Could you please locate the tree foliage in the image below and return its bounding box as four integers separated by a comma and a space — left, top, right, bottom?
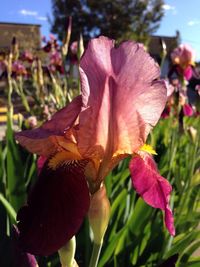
51, 0, 165, 43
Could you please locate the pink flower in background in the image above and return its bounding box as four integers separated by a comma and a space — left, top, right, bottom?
195, 85, 200, 96
16, 36, 175, 256
20, 51, 34, 63
176, 65, 193, 81
161, 106, 171, 119
70, 41, 78, 55
165, 79, 175, 98
49, 50, 64, 73
183, 103, 194, 116
26, 116, 38, 129
50, 51, 62, 65
70, 41, 79, 64
171, 44, 195, 68
49, 34, 56, 41
171, 44, 195, 80
43, 35, 59, 53
12, 61, 27, 76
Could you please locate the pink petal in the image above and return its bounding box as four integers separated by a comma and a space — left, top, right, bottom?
165, 80, 175, 98
129, 153, 175, 236
183, 104, 193, 116
17, 159, 90, 256
161, 106, 170, 119
183, 66, 193, 80
15, 96, 82, 156
78, 36, 167, 160
171, 44, 195, 67
37, 156, 47, 174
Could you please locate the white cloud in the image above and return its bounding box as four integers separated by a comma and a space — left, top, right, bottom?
162, 4, 177, 14
188, 20, 200, 26
36, 16, 47, 21
19, 9, 38, 16
162, 4, 175, 11
19, 9, 47, 21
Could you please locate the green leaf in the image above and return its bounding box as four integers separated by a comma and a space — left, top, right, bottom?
165, 231, 200, 259
110, 189, 127, 218
179, 241, 200, 264
178, 260, 200, 267
98, 230, 124, 267
127, 198, 152, 235
6, 122, 26, 211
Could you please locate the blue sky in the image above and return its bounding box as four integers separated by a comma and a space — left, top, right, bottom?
1, 0, 200, 60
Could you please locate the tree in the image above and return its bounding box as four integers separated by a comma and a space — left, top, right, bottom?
50, 0, 164, 44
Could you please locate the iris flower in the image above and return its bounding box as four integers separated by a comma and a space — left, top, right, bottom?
16, 36, 175, 256
170, 44, 195, 80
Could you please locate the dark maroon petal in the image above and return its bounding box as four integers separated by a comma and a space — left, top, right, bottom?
11, 225, 38, 267
17, 160, 90, 256
158, 254, 179, 267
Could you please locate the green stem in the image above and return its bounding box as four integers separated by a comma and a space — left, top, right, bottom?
7, 72, 13, 129
89, 242, 103, 267
19, 76, 30, 113
0, 193, 16, 222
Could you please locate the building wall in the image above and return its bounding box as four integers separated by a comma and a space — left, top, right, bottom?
0, 22, 41, 52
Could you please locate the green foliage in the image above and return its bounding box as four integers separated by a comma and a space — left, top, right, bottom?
51, 0, 164, 43
1, 113, 199, 266
0, 33, 199, 266
93, 116, 200, 267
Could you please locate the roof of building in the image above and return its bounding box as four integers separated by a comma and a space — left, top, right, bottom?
0, 22, 41, 27
149, 33, 179, 59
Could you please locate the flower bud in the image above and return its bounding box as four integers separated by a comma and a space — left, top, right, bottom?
58, 236, 78, 267
88, 184, 110, 245
36, 59, 44, 88
62, 16, 72, 56
187, 126, 197, 142
11, 36, 19, 61
78, 34, 84, 60
25, 116, 38, 129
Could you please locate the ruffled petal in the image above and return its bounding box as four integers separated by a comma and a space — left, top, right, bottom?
78, 36, 167, 161
129, 153, 175, 236
17, 159, 90, 256
15, 96, 82, 156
